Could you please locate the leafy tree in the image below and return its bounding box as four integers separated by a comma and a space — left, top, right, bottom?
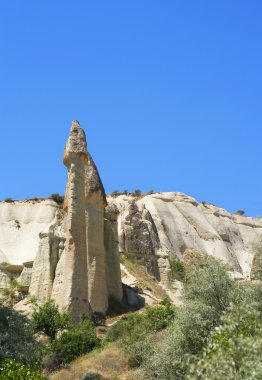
137, 257, 237, 379
187, 302, 262, 380
184, 256, 234, 316
3, 198, 13, 203
49, 317, 100, 366
50, 193, 64, 205
32, 299, 71, 341
0, 359, 46, 380
0, 304, 42, 365
133, 189, 142, 196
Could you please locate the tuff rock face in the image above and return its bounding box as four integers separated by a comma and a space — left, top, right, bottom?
30, 121, 123, 323
108, 192, 262, 282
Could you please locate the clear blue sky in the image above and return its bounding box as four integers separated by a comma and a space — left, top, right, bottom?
1, 1, 261, 216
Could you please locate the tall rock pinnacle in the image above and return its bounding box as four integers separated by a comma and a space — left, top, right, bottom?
60, 120, 90, 322
30, 120, 123, 323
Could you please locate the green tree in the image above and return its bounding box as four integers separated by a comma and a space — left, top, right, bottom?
184, 256, 234, 316
0, 359, 46, 380
187, 302, 262, 380
50, 193, 64, 205
0, 305, 42, 365
138, 257, 236, 380
49, 317, 100, 366
32, 299, 71, 341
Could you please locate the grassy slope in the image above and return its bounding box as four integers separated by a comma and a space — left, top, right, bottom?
48, 259, 168, 380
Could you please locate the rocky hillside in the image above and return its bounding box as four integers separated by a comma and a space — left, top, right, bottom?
0, 192, 261, 293
109, 192, 262, 279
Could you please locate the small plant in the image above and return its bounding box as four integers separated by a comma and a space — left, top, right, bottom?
169, 258, 185, 281
14, 219, 21, 229
111, 190, 121, 197
81, 372, 102, 380
4, 198, 13, 203
235, 210, 245, 216
120, 252, 143, 265
133, 189, 142, 196
92, 312, 106, 326
251, 240, 262, 280
50, 193, 64, 205
32, 299, 71, 341
147, 190, 155, 195
2, 279, 22, 306
30, 295, 38, 305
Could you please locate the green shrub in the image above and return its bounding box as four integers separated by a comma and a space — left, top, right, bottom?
107, 312, 144, 343
3, 198, 13, 203
50, 193, 64, 205
251, 240, 262, 280
184, 256, 234, 316
137, 257, 238, 379
50, 317, 100, 366
111, 190, 121, 197
144, 302, 176, 331
169, 259, 185, 281
81, 372, 102, 380
0, 359, 46, 380
133, 189, 142, 196
32, 299, 71, 341
107, 301, 176, 347
120, 251, 143, 265
187, 302, 262, 380
0, 305, 42, 365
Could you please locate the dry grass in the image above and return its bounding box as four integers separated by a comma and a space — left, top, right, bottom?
48, 342, 139, 380
122, 259, 167, 301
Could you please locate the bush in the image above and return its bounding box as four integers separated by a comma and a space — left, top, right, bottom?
49, 317, 100, 367
2, 279, 23, 307
133, 189, 142, 196
184, 256, 234, 317
107, 312, 144, 343
0, 359, 46, 380
169, 259, 185, 281
137, 257, 237, 379
120, 251, 143, 265
32, 299, 71, 341
187, 302, 262, 380
50, 193, 64, 205
144, 301, 176, 331
0, 305, 42, 365
235, 209, 245, 216
81, 372, 102, 380
111, 190, 121, 197
251, 240, 262, 280
4, 198, 13, 203
107, 301, 176, 345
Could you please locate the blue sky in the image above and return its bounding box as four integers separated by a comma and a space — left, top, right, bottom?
0, 1, 261, 216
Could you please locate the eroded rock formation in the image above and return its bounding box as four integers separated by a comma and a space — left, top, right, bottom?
30, 121, 123, 322
109, 192, 262, 281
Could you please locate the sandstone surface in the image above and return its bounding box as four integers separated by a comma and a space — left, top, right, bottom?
108, 192, 262, 280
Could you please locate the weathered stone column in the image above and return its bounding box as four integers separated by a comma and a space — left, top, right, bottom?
104, 205, 123, 303
85, 154, 108, 314
59, 121, 90, 323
